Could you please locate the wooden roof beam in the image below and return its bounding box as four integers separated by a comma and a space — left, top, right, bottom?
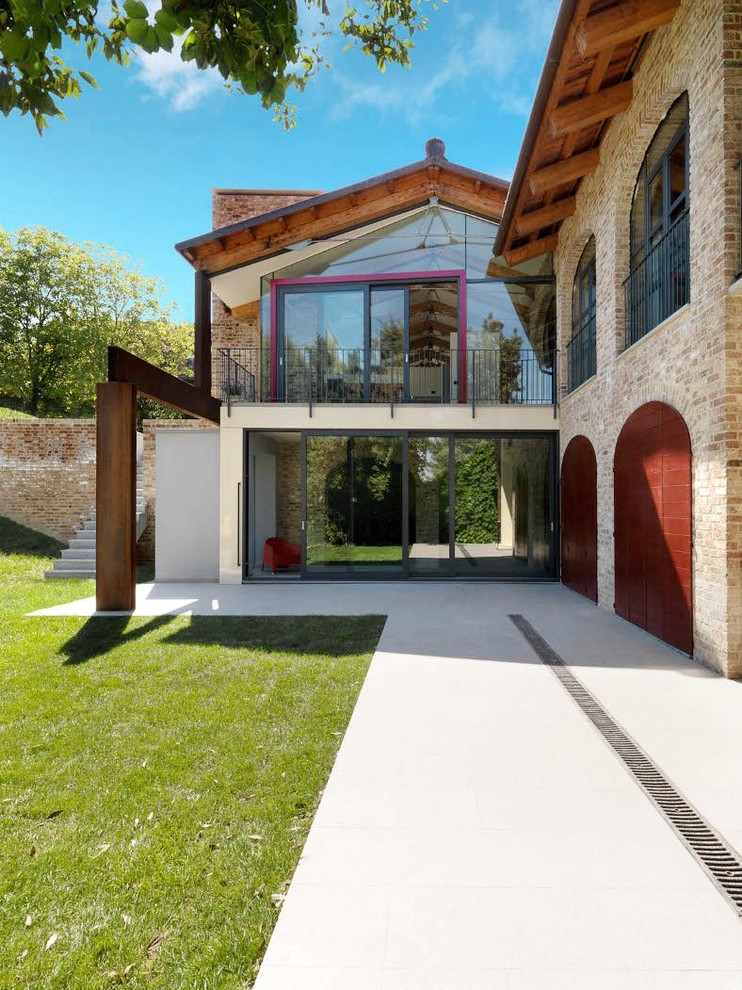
515, 197, 577, 236
505, 234, 560, 267
548, 80, 633, 138
529, 148, 600, 197
575, 0, 680, 58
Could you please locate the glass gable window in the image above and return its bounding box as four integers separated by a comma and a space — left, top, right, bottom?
568, 237, 596, 392
625, 94, 689, 347
253, 204, 556, 406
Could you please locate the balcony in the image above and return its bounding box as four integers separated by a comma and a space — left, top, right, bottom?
623, 208, 690, 349
216, 346, 558, 414
566, 315, 596, 393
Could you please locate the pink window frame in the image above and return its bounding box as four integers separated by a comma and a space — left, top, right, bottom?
269, 270, 468, 403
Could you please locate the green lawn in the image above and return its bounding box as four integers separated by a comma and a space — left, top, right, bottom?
0, 406, 35, 419
307, 544, 403, 566
0, 516, 384, 989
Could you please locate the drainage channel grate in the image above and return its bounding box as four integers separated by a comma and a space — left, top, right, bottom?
509, 613, 742, 918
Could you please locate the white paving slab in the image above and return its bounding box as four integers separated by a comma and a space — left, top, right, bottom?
31, 581, 742, 984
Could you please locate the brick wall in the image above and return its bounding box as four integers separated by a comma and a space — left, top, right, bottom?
210, 190, 320, 393
555, 0, 740, 675
139, 418, 215, 562
0, 419, 96, 541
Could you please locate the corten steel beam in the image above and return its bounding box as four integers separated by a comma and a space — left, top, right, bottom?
96, 383, 137, 612
108, 346, 220, 424
575, 0, 680, 57
194, 271, 212, 393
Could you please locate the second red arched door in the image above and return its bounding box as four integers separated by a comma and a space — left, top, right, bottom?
614, 402, 692, 654
561, 435, 598, 602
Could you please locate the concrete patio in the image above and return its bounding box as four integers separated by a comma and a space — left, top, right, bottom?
33, 582, 742, 986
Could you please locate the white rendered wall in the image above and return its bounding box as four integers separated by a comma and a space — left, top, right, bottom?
155, 429, 220, 581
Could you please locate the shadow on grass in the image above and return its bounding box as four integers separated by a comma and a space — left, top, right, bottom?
61, 615, 175, 665
0, 516, 63, 558
61, 614, 385, 665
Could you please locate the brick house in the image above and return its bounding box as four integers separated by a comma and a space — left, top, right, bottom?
98, 0, 741, 677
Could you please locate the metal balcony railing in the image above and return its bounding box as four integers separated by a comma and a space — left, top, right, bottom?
623, 208, 690, 349
216, 346, 558, 414
566, 314, 596, 392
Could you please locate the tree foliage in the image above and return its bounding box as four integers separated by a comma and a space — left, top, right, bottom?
0, 0, 438, 134
0, 226, 192, 416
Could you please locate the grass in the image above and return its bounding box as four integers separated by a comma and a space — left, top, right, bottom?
0, 516, 384, 989
0, 406, 35, 419
307, 544, 403, 566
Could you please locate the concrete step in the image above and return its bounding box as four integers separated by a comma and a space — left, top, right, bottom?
44, 568, 95, 580
68, 539, 95, 550
62, 547, 95, 560
52, 558, 97, 571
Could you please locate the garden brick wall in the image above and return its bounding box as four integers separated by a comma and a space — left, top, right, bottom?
210, 190, 320, 391
0, 419, 96, 542
554, 0, 741, 676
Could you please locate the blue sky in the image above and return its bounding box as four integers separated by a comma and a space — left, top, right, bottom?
0, 0, 559, 320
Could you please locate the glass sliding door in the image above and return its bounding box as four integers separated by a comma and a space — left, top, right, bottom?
452, 436, 553, 577
408, 436, 451, 575
248, 430, 556, 580
281, 288, 365, 402
306, 435, 404, 574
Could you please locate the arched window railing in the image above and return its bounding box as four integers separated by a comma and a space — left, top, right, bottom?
567, 236, 596, 391
624, 93, 689, 347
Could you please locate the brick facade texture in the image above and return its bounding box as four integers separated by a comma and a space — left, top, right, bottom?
210, 190, 319, 391
0, 419, 96, 542
555, 0, 741, 676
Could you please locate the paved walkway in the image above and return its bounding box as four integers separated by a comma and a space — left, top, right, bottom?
35, 583, 742, 986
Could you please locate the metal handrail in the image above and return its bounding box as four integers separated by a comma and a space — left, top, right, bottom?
215, 346, 558, 408
566, 314, 596, 392
623, 208, 690, 349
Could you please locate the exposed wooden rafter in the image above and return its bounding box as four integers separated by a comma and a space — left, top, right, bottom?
515, 197, 577, 236
548, 80, 633, 138
528, 148, 600, 197
505, 234, 560, 267
575, 0, 680, 58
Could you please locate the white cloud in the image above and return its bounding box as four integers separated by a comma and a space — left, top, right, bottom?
133, 41, 223, 112
330, 0, 560, 125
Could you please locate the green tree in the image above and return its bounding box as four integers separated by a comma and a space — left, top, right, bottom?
454, 440, 500, 544
0, 0, 438, 134
473, 311, 524, 404
0, 226, 192, 415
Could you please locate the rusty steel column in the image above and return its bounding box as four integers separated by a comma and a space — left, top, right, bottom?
194, 271, 212, 394
96, 382, 137, 611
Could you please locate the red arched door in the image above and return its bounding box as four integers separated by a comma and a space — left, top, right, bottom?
561, 435, 598, 601
614, 402, 692, 653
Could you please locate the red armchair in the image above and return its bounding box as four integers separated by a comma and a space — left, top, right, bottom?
262, 536, 301, 574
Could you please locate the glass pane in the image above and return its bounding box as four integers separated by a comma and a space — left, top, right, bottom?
408, 436, 450, 575
306, 435, 403, 573
282, 289, 365, 402
669, 134, 687, 206
466, 282, 556, 404
453, 437, 552, 577
649, 169, 664, 235
370, 288, 405, 403
408, 281, 457, 402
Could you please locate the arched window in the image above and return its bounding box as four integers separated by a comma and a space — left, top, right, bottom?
625, 93, 689, 346
568, 237, 596, 391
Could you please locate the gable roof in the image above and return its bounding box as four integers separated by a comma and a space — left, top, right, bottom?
175, 139, 509, 277
493, 0, 681, 265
